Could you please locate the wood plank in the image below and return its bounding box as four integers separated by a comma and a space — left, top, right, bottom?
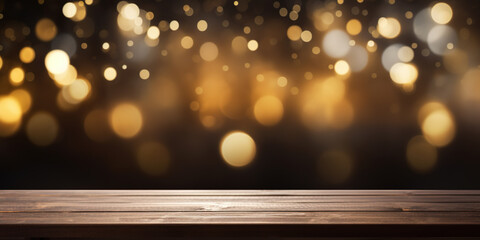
2, 189, 480, 196
0, 190, 479, 238
1, 201, 480, 212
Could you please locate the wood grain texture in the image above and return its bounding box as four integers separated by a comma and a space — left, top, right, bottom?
1, 190, 479, 238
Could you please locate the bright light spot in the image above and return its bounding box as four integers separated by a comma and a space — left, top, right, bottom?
139, 69, 150, 80
9, 67, 25, 86
104, 67, 117, 81
102, 42, 110, 50
377, 17, 401, 39
19, 47, 35, 63
199, 42, 219, 62
50, 65, 77, 86
277, 76, 288, 87
247, 40, 258, 51
62, 2, 77, 18
109, 103, 143, 138
287, 25, 302, 41
397, 46, 414, 62
254, 95, 284, 126
389, 63, 418, 85
300, 30, 312, 42
62, 78, 91, 104
146, 26, 160, 39
322, 29, 351, 58
136, 142, 170, 176
420, 103, 455, 147
0, 96, 22, 124
334, 60, 350, 75
406, 135, 437, 173
431, 2, 453, 24
366, 40, 377, 52
197, 20, 208, 32
45, 49, 70, 75
220, 131, 256, 167
26, 112, 58, 146
121, 3, 140, 20
10, 89, 32, 114
181, 36, 194, 49
169, 20, 179, 31
346, 19, 362, 35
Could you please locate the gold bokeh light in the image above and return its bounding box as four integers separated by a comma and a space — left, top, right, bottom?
109, 103, 143, 138
220, 131, 256, 167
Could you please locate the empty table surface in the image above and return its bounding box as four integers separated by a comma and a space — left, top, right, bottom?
1, 190, 480, 238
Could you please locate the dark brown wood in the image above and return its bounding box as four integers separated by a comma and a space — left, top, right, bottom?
0, 190, 479, 238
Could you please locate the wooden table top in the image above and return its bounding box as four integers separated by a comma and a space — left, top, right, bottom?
1, 190, 480, 238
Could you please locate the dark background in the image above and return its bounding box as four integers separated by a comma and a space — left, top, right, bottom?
1, 0, 480, 189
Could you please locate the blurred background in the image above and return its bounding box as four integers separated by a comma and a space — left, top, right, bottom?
1, 0, 480, 189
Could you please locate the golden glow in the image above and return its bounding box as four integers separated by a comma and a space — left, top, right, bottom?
420, 104, 456, 147
197, 20, 208, 32
277, 76, 288, 87
0, 56, 3, 70
136, 142, 170, 176
71, 1, 87, 21
0, 96, 22, 124
220, 131, 256, 167
9, 67, 25, 86
45, 50, 70, 75
199, 42, 219, 62
366, 40, 377, 52
322, 30, 351, 58
247, 40, 258, 51
169, 20, 179, 31
104, 67, 117, 81
287, 25, 302, 41
181, 36, 194, 49
377, 17, 401, 39
139, 69, 150, 80
10, 89, 32, 114
232, 36, 248, 54
146, 26, 160, 39
300, 30, 312, 42
35, 18, 57, 41
397, 46, 414, 62
109, 103, 143, 138
346, 19, 362, 35
121, 3, 140, 20
389, 63, 418, 85
431, 2, 453, 24
334, 60, 350, 75
62, 2, 77, 18
254, 95, 284, 126
26, 112, 59, 146
62, 78, 91, 104
19, 47, 35, 63
301, 78, 354, 130
50, 65, 77, 86
84, 109, 111, 142
406, 135, 437, 173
